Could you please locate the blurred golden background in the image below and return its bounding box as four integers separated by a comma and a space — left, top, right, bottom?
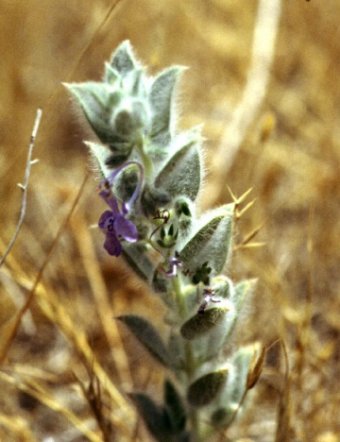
0, 0, 340, 441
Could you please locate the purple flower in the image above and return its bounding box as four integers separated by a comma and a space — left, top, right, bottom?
98, 161, 143, 257
165, 253, 182, 277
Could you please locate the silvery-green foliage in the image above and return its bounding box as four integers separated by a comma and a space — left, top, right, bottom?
117, 314, 171, 367
66, 40, 261, 442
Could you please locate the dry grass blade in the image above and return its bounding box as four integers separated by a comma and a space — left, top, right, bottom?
71, 213, 134, 389
0, 370, 101, 442
275, 341, 293, 442
0, 413, 35, 442
209, 0, 282, 204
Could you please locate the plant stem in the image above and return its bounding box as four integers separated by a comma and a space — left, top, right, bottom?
172, 274, 201, 440
136, 136, 153, 179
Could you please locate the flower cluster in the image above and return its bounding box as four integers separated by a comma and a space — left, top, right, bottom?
66, 41, 262, 442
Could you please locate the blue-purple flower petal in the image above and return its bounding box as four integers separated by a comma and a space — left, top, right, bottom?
114, 214, 138, 242
98, 210, 114, 229
103, 232, 122, 256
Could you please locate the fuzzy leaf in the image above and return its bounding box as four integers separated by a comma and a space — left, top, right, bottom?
187, 369, 228, 407
164, 379, 187, 433
180, 307, 229, 340
179, 204, 234, 275
141, 185, 171, 216
122, 243, 154, 282
85, 141, 112, 177
211, 344, 259, 428
65, 82, 116, 139
228, 346, 254, 404
110, 40, 138, 75
210, 407, 234, 428
155, 138, 202, 200
118, 315, 170, 367
103, 63, 119, 84
195, 299, 236, 362
232, 278, 257, 314
85, 141, 131, 176
167, 333, 185, 370
152, 269, 170, 294
199, 278, 257, 360
129, 393, 173, 442
150, 66, 185, 146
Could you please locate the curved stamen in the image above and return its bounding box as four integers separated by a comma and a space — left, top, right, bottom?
102, 160, 144, 210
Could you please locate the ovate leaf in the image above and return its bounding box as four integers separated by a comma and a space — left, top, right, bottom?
150, 66, 185, 146
155, 137, 202, 200
109, 40, 138, 75
117, 315, 170, 367
210, 344, 259, 428
64, 82, 122, 145
122, 243, 154, 282
180, 307, 229, 340
164, 379, 187, 433
179, 204, 234, 275
129, 393, 173, 442
232, 278, 257, 314
187, 369, 228, 408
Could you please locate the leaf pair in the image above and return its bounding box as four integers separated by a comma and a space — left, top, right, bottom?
130, 380, 188, 442
65, 41, 185, 171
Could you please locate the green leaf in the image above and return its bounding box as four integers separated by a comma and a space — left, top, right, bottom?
85, 141, 112, 177
152, 269, 170, 294
155, 137, 202, 201
150, 66, 185, 146
109, 40, 138, 75
180, 307, 229, 340
117, 315, 170, 367
187, 369, 228, 407
227, 345, 257, 404
129, 393, 173, 442
232, 278, 257, 314
103, 62, 119, 84
122, 243, 154, 282
210, 407, 234, 428
167, 333, 185, 370
179, 204, 234, 275
201, 278, 257, 360
210, 344, 258, 428
164, 379, 187, 433
141, 185, 171, 216
64, 82, 123, 145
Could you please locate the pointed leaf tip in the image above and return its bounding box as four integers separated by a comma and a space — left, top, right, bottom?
164, 379, 187, 433
155, 138, 202, 200
150, 65, 186, 145
179, 204, 235, 275
110, 40, 138, 75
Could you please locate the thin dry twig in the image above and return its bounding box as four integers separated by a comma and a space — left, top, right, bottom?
0, 108, 42, 268
0, 173, 89, 364
208, 0, 282, 204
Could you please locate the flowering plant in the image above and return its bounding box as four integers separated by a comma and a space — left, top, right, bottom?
66, 41, 263, 441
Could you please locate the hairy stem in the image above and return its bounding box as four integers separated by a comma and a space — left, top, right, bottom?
136, 136, 153, 179
172, 274, 200, 440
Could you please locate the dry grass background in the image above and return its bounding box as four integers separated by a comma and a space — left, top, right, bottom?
0, 1, 340, 441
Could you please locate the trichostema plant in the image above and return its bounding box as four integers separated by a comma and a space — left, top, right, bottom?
66, 41, 263, 442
